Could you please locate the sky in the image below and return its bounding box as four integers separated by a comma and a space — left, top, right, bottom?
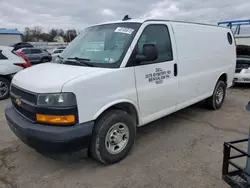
0, 0, 250, 32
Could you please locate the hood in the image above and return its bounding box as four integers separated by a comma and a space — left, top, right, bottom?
12, 63, 102, 93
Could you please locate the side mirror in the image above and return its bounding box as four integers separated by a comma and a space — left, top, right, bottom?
136, 43, 158, 63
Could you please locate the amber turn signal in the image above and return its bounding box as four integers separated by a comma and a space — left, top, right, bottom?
36, 114, 75, 124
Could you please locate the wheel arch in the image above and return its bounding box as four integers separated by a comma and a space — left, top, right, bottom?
0, 76, 11, 100
217, 73, 228, 85
93, 100, 141, 126
213, 72, 228, 90
0, 74, 12, 81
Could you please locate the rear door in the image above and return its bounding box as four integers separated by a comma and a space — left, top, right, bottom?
29, 49, 42, 63
128, 22, 179, 124
21, 49, 31, 60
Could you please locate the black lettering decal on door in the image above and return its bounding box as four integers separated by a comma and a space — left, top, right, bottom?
145, 68, 171, 84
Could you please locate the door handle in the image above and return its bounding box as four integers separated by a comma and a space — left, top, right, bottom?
174, 63, 178, 76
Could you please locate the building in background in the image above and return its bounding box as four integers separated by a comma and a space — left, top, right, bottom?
0, 28, 23, 46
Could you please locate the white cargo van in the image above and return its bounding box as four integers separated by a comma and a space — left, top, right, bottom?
5, 18, 236, 164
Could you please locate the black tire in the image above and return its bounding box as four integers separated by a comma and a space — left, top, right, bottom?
233, 82, 238, 87
205, 80, 226, 110
0, 77, 10, 100
90, 109, 136, 164
41, 58, 49, 63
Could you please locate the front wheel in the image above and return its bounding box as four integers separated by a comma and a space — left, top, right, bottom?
205, 80, 226, 110
90, 109, 136, 164
0, 77, 10, 100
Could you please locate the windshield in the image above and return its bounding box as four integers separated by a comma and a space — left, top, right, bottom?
59, 22, 141, 68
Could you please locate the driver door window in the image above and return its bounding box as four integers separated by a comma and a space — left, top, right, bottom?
137, 24, 173, 64
31, 49, 42, 54
22, 49, 30, 55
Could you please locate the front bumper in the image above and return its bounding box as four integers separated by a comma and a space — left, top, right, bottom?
234, 72, 250, 83
5, 106, 94, 154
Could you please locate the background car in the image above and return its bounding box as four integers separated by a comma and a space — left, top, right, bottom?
51, 48, 65, 60
11, 42, 34, 51
234, 45, 250, 84
17, 47, 52, 64
0, 46, 31, 100
54, 46, 66, 50
52, 46, 66, 54
52, 49, 64, 55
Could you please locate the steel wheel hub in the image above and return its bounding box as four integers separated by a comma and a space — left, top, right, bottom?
0, 81, 8, 97
216, 87, 224, 104
105, 123, 129, 154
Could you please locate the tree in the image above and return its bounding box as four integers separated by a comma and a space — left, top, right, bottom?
49, 29, 58, 42
23, 27, 31, 42
64, 29, 77, 42
31, 26, 42, 41
58, 29, 65, 37
22, 27, 78, 42
40, 33, 51, 42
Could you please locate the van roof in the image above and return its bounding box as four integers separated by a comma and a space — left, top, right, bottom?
92, 18, 226, 29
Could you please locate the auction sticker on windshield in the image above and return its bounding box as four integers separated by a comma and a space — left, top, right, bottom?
115, 27, 134, 34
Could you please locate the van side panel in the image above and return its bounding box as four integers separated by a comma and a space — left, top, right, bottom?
171, 22, 236, 105
62, 68, 140, 124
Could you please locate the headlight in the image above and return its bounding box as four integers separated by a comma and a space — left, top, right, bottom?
37, 93, 77, 106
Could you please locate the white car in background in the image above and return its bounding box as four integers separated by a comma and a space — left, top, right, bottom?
0, 46, 31, 100
51, 46, 66, 60
234, 45, 250, 83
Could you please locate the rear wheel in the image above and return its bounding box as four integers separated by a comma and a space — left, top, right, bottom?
90, 109, 136, 164
205, 80, 226, 110
0, 77, 10, 100
41, 58, 50, 63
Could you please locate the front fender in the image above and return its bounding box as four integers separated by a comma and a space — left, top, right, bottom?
93, 99, 141, 125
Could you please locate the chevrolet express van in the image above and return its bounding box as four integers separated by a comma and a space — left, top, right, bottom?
5, 18, 236, 164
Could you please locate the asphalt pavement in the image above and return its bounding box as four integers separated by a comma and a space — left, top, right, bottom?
1, 85, 250, 188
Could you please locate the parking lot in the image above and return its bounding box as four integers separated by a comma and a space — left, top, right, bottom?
0, 85, 249, 188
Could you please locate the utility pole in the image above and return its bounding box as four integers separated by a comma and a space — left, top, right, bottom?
68, 29, 71, 42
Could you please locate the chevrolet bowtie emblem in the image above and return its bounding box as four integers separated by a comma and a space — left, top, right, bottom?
15, 98, 22, 105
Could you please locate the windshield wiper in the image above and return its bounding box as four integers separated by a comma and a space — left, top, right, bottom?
58, 55, 63, 59
68, 57, 90, 61
51, 55, 63, 64
67, 57, 94, 67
